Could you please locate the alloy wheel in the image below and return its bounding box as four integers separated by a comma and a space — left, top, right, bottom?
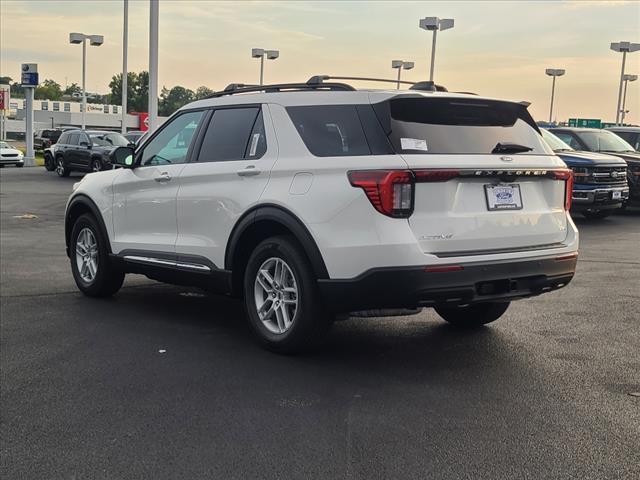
254, 257, 299, 334
75, 227, 99, 283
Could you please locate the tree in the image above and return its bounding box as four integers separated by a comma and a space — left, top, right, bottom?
63, 83, 82, 96
34, 79, 63, 100
195, 86, 214, 99
109, 71, 149, 112
159, 85, 195, 116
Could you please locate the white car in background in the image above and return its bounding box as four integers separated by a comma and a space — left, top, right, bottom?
0, 141, 24, 168
64, 78, 579, 353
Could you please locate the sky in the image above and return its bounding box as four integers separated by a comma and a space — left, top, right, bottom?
1, 0, 639, 124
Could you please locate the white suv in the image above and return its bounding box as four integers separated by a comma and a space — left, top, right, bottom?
65, 78, 579, 352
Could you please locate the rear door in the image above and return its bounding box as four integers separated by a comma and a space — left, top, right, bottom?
375, 97, 569, 255
175, 105, 277, 267
76, 132, 92, 170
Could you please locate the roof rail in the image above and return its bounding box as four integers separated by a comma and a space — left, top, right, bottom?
308, 75, 448, 92
206, 81, 355, 98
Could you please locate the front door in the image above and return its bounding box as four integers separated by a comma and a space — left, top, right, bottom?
111, 110, 206, 255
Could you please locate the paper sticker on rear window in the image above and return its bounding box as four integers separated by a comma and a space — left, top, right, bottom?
400, 138, 428, 151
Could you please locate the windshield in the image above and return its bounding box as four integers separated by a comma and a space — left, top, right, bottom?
90, 133, 130, 147
541, 129, 573, 151
0, 142, 10, 149
578, 130, 635, 153
375, 97, 553, 155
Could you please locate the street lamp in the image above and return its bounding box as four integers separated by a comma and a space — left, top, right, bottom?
69, 32, 103, 130
621, 73, 638, 125
419, 17, 454, 82
252, 48, 279, 86
610, 41, 640, 125
545, 68, 565, 123
392, 60, 414, 89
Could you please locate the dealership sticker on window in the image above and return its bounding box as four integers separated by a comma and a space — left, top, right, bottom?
249, 133, 260, 156
400, 138, 428, 151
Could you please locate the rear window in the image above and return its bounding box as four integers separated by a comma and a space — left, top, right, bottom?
374, 97, 552, 155
287, 105, 390, 157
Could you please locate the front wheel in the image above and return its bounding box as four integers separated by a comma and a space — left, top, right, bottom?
70, 213, 124, 297
44, 154, 55, 171
90, 158, 103, 172
243, 235, 333, 353
435, 302, 510, 328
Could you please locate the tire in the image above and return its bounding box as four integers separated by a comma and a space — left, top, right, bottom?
582, 210, 612, 220
243, 235, 333, 353
44, 154, 55, 171
56, 157, 70, 177
90, 158, 103, 173
15, 163, 24, 168
435, 301, 510, 328
70, 213, 124, 297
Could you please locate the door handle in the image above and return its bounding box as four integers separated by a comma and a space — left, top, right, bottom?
237, 165, 261, 177
155, 172, 172, 183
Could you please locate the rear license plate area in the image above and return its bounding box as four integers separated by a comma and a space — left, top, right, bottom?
484, 184, 523, 211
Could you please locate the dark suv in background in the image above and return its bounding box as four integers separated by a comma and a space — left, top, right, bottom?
33, 129, 62, 150
541, 129, 629, 218
49, 130, 132, 177
607, 127, 640, 152
549, 127, 640, 207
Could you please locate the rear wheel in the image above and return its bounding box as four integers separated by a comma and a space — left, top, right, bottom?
243, 235, 333, 353
435, 301, 510, 328
70, 213, 124, 297
56, 157, 70, 177
44, 154, 55, 171
582, 210, 612, 220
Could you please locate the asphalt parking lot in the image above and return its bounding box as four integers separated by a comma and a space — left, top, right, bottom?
1, 167, 639, 480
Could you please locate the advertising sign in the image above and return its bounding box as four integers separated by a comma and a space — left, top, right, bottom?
0, 85, 9, 111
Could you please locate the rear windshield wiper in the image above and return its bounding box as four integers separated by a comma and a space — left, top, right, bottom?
492, 142, 533, 154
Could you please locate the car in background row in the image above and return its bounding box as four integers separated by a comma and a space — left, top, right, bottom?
0, 141, 24, 168
34, 129, 62, 150
47, 129, 132, 177
541, 129, 628, 219
549, 127, 640, 207
607, 126, 640, 152
124, 130, 146, 145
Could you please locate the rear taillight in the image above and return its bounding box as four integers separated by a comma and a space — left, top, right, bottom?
348, 170, 414, 218
413, 169, 460, 182
553, 169, 574, 211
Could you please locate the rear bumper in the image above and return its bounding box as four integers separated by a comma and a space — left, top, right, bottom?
318, 254, 577, 313
571, 185, 628, 210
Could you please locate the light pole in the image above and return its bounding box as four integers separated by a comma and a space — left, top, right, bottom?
545, 68, 565, 123
621, 73, 638, 125
391, 60, 415, 89
419, 17, 454, 82
252, 48, 279, 86
122, 0, 128, 134
69, 32, 104, 130
610, 41, 640, 125
149, 0, 159, 132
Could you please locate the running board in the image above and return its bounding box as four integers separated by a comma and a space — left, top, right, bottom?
123, 255, 212, 272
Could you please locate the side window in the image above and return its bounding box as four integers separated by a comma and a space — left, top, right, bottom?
58, 132, 68, 144
64, 103, 71, 112
286, 105, 371, 157
139, 110, 204, 166
197, 107, 263, 162
68, 133, 80, 145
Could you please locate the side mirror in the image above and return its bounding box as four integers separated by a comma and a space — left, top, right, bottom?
80, 141, 91, 149
110, 146, 135, 168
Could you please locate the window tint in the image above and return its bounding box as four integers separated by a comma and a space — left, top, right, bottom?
197, 108, 262, 162
376, 98, 552, 155
58, 132, 69, 144
140, 110, 204, 166
287, 105, 371, 157
68, 133, 80, 145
